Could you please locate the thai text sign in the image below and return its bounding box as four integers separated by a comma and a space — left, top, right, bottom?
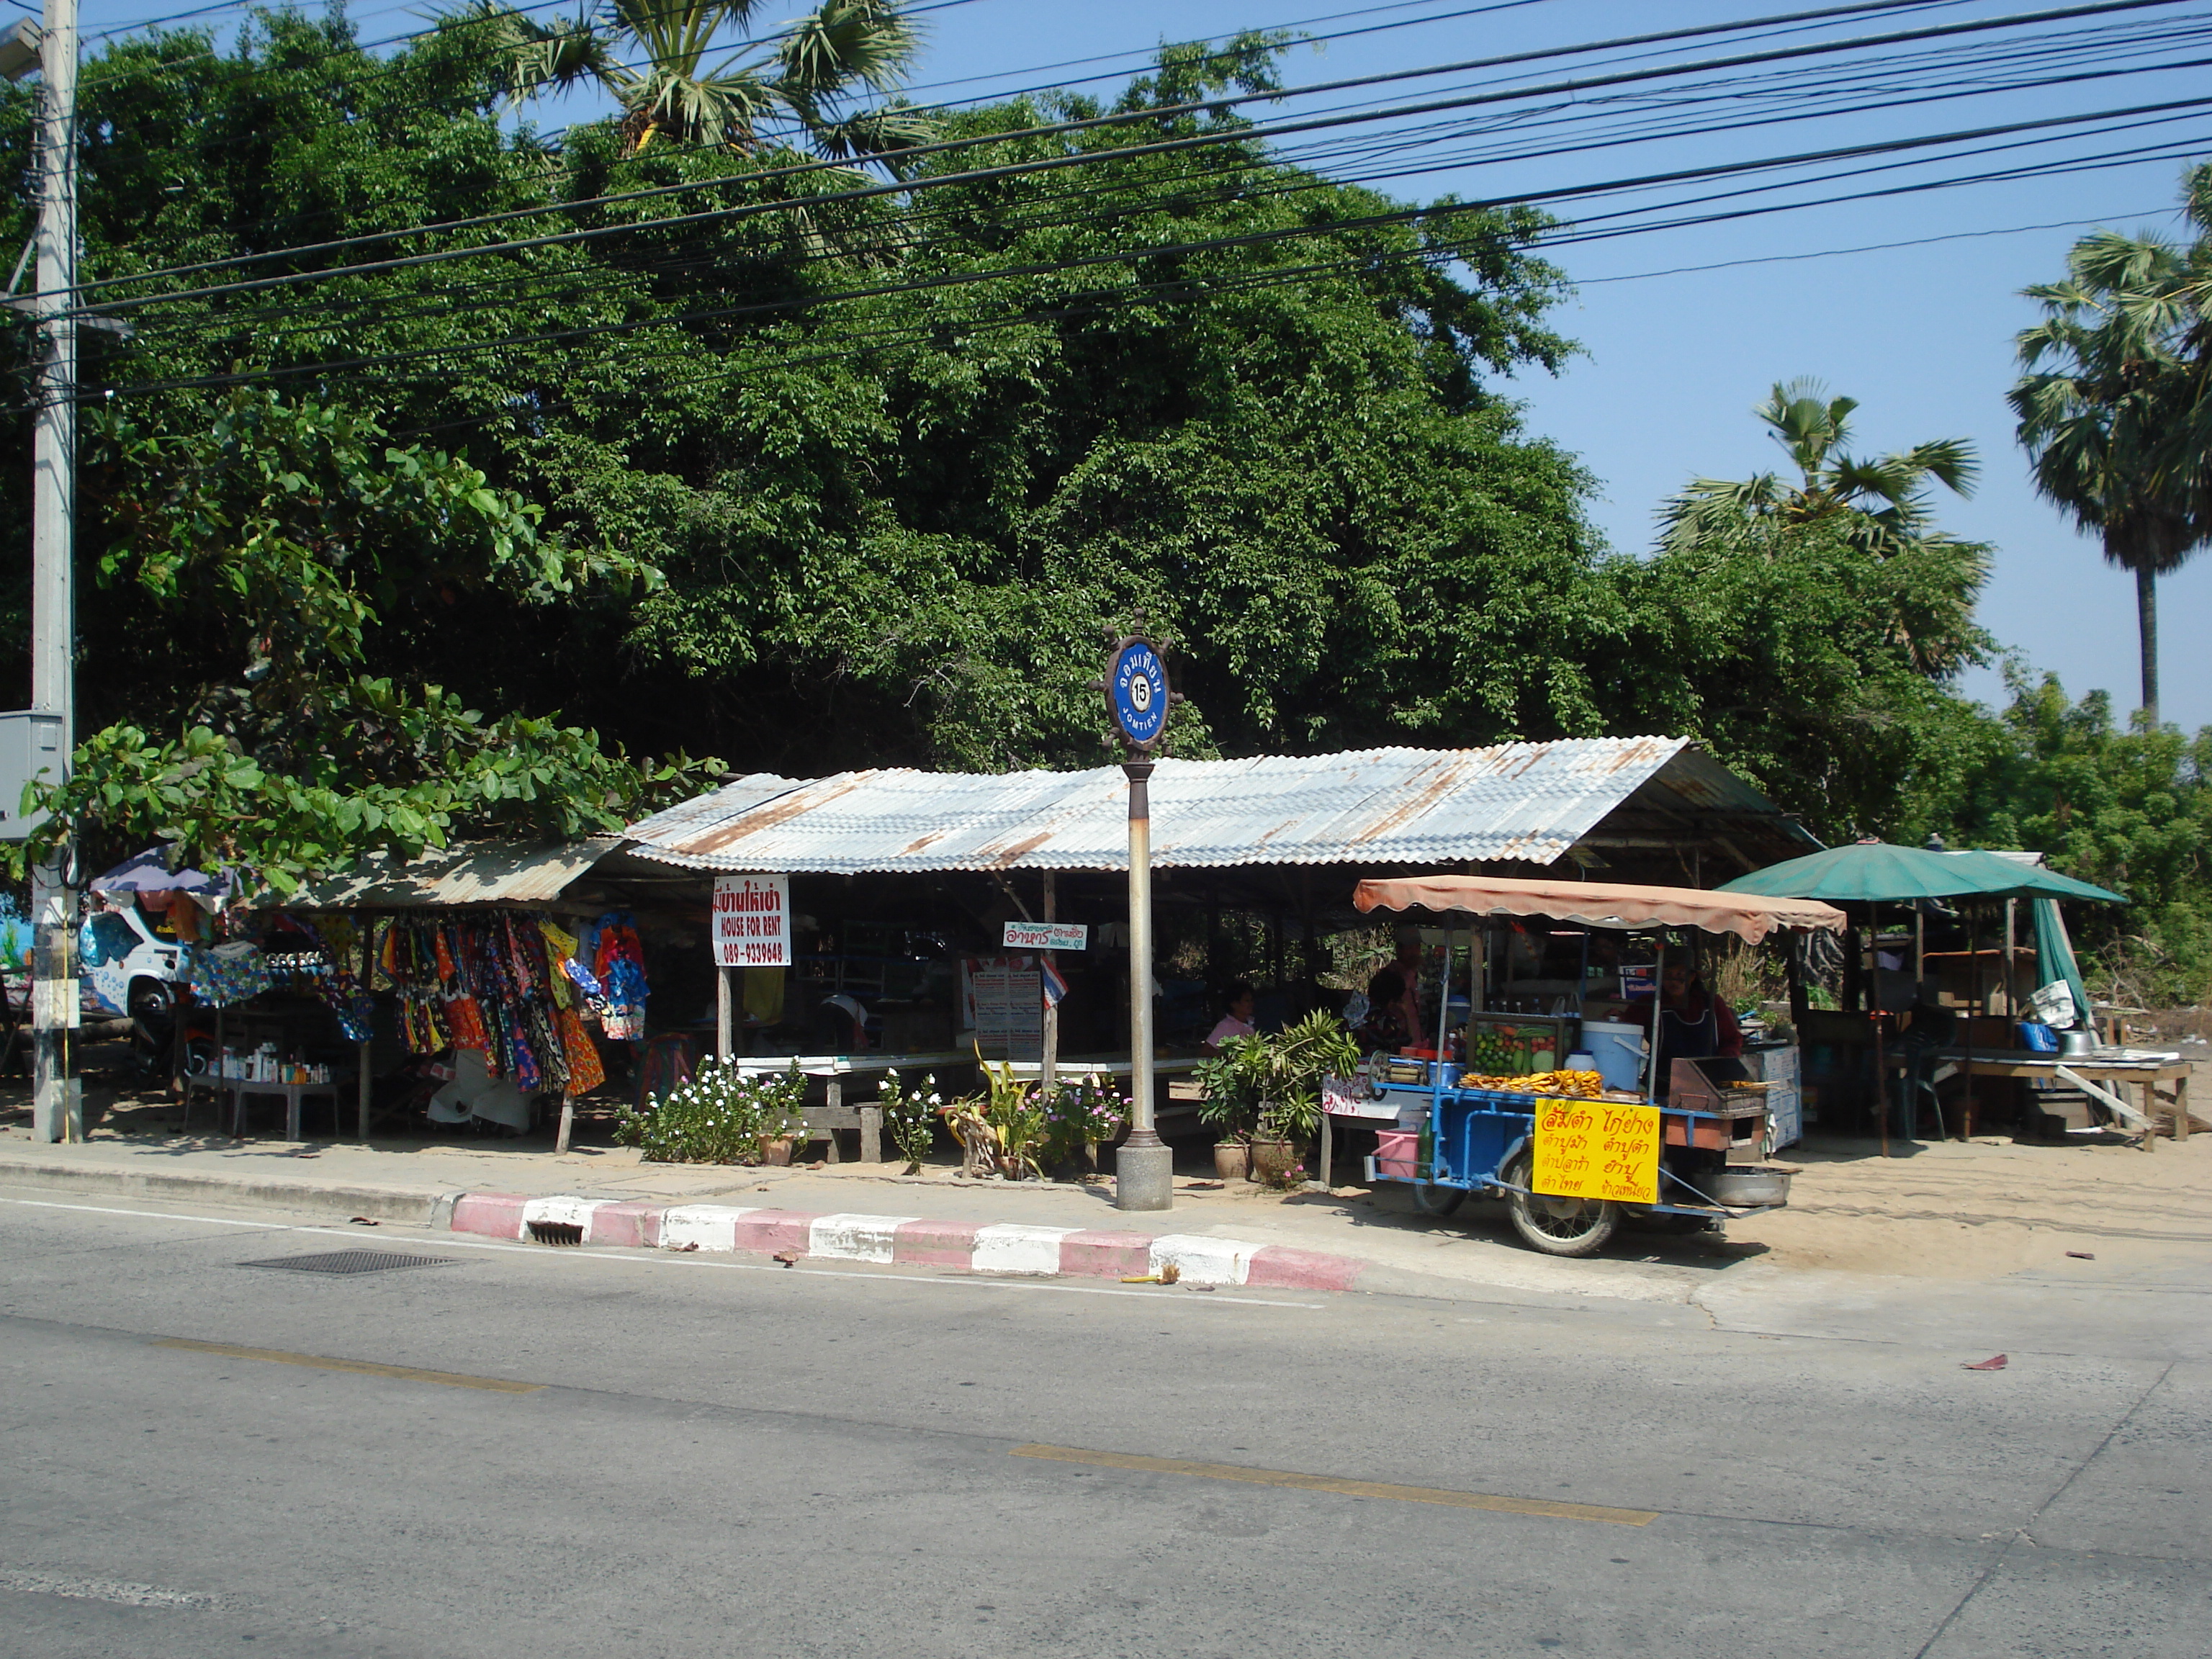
713, 873, 791, 968
1531, 1098, 1660, 1205
1002, 920, 1088, 952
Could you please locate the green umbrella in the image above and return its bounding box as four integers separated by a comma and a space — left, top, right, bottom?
1717, 842, 2126, 905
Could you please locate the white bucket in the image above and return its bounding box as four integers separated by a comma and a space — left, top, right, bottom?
1581, 1021, 1648, 1094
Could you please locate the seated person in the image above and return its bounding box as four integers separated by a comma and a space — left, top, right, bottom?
1205, 984, 1257, 1053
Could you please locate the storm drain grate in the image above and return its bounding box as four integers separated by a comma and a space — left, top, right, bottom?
526, 1220, 585, 1246
242, 1250, 459, 1276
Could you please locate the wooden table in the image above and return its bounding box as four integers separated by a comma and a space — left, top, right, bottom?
1932, 1048, 2192, 1148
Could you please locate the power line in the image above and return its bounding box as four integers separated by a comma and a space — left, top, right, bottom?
78, 101, 2212, 402
100, 45, 2212, 355
68, 0, 2174, 306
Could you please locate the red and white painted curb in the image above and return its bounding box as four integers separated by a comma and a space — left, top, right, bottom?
449, 1192, 1366, 1292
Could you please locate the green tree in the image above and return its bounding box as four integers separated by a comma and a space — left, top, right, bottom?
2010, 163, 2212, 727
1662, 379, 1980, 560
1902, 671, 2212, 1004
9, 392, 706, 889
477, 0, 930, 158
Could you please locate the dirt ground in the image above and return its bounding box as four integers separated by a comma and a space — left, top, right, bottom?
1723, 1127, 2212, 1279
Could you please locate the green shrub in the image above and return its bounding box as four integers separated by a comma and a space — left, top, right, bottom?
615, 1059, 808, 1164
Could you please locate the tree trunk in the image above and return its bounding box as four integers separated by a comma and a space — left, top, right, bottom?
2138, 562, 2159, 727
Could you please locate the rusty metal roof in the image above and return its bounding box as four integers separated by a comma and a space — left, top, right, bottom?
621, 741, 1812, 875
287, 837, 624, 909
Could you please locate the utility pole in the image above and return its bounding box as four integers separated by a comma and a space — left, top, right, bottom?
21, 0, 77, 1141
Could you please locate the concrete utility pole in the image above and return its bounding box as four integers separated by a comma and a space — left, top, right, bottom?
24, 0, 78, 1141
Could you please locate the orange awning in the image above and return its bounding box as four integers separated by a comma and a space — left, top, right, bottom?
1353, 874, 1845, 944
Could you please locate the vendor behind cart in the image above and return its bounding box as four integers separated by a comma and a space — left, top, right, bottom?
1616, 961, 1743, 1076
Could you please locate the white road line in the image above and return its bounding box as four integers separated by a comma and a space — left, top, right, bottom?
0, 1196, 1320, 1309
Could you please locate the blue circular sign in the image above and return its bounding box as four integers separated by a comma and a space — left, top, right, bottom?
1109, 640, 1169, 747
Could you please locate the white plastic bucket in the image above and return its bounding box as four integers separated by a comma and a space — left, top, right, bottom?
1581, 1021, 1648, 1094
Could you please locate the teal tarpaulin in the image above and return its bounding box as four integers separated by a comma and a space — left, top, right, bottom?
2033, 896, 2095, 1032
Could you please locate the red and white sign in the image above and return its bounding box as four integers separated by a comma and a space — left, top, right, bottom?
712, 873, 791, 968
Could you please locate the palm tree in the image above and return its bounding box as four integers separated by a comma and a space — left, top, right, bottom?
1662, 379, 1979, 558
2010, 164, 2212, 728
473, 0, 930, 160
1660, 382, 1989, 678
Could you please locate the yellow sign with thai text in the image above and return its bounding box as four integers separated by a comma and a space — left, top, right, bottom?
1531, 1098, 1660, 1205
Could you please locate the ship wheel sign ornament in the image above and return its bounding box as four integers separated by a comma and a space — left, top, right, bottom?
1105, 630, 1175, 750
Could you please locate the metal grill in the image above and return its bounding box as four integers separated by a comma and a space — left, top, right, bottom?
243, 1250, 458, 1276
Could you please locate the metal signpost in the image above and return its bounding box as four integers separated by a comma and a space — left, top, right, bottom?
1100, 625, 1177, 1212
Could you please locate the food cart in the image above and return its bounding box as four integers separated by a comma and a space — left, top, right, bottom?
1345, 874, 1847, 1256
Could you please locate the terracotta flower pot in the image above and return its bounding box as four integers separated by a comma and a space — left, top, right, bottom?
757, 1136, 796, 1167
1213, 1141, 1251, 1182
1249, 1138, 1300, 1185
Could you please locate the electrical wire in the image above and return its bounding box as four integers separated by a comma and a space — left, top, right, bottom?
76, 99, 2212, 403
99, 43, 2212, 356
64, 0, 2170, 305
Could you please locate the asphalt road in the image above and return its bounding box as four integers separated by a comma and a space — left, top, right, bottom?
2, 1186, 2206, 1658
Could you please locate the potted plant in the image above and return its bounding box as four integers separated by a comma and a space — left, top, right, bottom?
754, 1062, 810, 1165
1194, 1036, 1267, 1179
1244, 1012, 1358, 1187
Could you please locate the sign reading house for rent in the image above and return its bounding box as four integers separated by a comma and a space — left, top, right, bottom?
712, 873, 792, 968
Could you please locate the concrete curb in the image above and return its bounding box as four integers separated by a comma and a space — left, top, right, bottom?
0, 1154, 446, 1224
449, 1191, 1374, 1292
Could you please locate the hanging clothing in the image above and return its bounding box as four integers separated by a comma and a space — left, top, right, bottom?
557, 1005, 605, 1096
592, 912, 648, 1040
189, 941, 271, 1008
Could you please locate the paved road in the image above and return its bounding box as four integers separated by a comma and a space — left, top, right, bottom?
2, 1186, 2204, 1658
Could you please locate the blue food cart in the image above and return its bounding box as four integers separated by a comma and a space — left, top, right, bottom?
1344, 873, 1847, 1256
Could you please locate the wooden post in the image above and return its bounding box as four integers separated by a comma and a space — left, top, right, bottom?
2003, 899, 2018, 1022
555, 1098, 575, 1154
356, 1039, 372, 1141
1964, 904, 1980, 1139
716, 966, 733, 1061
1873, 1011, 1890, 1158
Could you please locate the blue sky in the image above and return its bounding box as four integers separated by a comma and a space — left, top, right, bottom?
71, 0, 2212, 729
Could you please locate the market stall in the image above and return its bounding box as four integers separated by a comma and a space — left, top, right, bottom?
89, 840, 681, 1149
619, 739, 1822, 1160
1344, 873, 1846, 1256
1717, 842, 2152, 1146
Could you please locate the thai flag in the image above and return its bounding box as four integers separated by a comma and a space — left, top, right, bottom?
1040, 956, 1070, 1007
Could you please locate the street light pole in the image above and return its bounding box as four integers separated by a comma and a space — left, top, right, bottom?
1116, 752, 1170, 1209
26, 0, 77, 1143
1097, 624, 1175, 1212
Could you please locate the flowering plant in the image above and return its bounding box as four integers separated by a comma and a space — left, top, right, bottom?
878, 1070, 942, 1174
615, 1058, 808, 1164
1040, 1073, 1130, 1169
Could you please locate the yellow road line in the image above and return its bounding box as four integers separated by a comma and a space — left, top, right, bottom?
1010, 1444, 1656, 1526
153, 1338, 543, 1394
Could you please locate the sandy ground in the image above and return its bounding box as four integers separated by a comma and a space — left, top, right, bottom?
1723, 1130, 2212, 1279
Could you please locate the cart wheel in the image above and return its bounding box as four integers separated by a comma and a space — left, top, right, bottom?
1410, 1181, 1467, 1218
1501, 1148, 1619, 1258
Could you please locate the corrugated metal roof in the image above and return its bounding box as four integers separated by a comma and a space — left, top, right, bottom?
288, 837, 624, 909
621, 740, 1807, 875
